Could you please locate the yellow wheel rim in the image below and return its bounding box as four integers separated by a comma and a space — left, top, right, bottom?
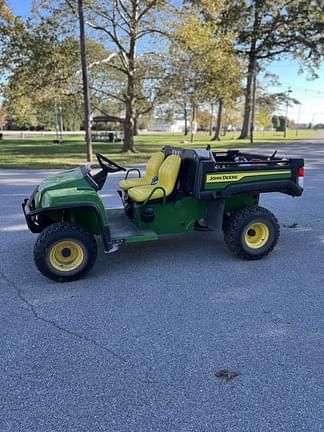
49, 240, 85, 272
244, 222, 270, 249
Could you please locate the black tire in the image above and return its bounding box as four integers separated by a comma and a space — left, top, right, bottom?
34, 222, 97, 282
223, 206, 280, 260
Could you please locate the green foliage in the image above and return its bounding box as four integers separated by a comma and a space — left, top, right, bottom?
0, 12, 82, 129
166, 5, 242, 133
0, 0, 14, 24
272, 115, 280, 130
278, 115, 290, 131
1, 0, 322, 145
0, 106, 6, 128
205, 0, 324, 138
163, 108, 175, 125
222, 104, 241, 132
196, 110, 211, 130
256, 110, 272, 129
0, 8, 121, 130
234, 0, 324, 65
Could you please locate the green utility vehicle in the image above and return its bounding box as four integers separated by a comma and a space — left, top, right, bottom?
22, 147, 304, 282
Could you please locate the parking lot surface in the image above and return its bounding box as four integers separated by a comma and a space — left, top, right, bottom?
0, 133, 323, 431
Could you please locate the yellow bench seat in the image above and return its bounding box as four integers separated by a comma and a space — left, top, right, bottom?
128, 155, 181, 203
118, 177, 150, 190
118, 152, 165, 191
127, 185, 165, 202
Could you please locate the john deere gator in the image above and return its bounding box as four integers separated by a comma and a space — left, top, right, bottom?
23, 147, 304, 281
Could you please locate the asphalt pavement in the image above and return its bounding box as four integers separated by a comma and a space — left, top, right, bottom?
0, 133, 323, 431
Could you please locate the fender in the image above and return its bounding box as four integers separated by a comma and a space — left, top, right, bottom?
22, 188, 112, 252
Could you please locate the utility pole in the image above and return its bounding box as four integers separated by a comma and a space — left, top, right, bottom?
284, 87, 292, 138
296, 103, 302, 136
77, 0, 92, 162
311, 113, 315, 128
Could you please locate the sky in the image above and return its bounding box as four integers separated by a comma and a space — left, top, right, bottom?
266, 60, 324, 125
7, 0, 324, 124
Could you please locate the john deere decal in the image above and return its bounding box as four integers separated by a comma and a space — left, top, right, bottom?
206, 170, 291, 183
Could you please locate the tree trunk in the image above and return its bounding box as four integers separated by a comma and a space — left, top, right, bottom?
122, 72, 136, 152
121, 0, 138, 152
122, 97, 135, 152
133, 115, 138, 136
250, 62, 258, 143
184, 100, 188, 135
239, 1, 259, 140
190, 104, 196, 143
222, 124, 227, 136
212, 100, 223, 141
239, 56, 255, 139
209, 103, 213, 135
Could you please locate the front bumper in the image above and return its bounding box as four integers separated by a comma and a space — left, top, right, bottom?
22, 187, 43, 233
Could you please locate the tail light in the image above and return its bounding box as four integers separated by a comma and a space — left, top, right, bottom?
297, 167, 304, 188
297, 167, 304, 177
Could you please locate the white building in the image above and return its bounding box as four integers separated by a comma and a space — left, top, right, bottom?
150, 118, 187, 133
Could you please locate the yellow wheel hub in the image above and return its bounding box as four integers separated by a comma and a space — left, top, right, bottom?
49, 240, 85, 272
244, 222, 270, 249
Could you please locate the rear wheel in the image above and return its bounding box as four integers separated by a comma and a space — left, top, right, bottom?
223, 206, 280, 260
34, 222, 97, 282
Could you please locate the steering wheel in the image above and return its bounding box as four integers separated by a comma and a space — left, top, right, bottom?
96, 153, 126, 173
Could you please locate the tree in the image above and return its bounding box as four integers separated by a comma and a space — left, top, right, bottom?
89, 50, 169, 140
164, 107, 174, 126
1, 30, 85, 130
196, 109, 211, 130
80, 0, 172, 152
290, 119, 296, 129
221, 103, 241, 135
1, 7, 126, 132
167, 9, 242, 141
256, 109, 272, 131
0, 1, 18, 76
272, 115, 280, 130
0, 0, 14, 27
278, 115, 290, 132
213, 101, 223, 140
182, 1, 243, 141
233, 0, 324, 139
1, 0, 171, 151
0, 106, 6, 128
0, 7, 86, 129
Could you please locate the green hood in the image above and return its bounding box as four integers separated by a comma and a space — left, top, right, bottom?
35, 167, 92, 208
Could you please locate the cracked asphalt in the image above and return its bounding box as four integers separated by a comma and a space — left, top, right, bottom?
0, 133, 323, 432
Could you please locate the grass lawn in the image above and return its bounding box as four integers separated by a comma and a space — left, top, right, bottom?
0, 129, 317, 169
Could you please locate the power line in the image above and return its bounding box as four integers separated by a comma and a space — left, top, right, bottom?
275, 82, 324, 95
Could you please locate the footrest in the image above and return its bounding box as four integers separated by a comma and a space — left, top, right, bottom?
108, 208, 157, 243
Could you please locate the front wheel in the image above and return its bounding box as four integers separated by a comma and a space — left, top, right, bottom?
34, 222, 97, 282
223, 206, 280, 260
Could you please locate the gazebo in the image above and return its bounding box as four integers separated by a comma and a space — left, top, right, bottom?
91, 115, 124, 143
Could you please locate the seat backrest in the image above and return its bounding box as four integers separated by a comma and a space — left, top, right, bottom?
145, 152, 165, 180
157, 155, 182, 196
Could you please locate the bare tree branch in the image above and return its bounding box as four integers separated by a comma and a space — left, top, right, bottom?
90, 85, 127, 103
136, 28, 169, 40
91, 102, 125, 123
137, 0, 158, 22
86, 21, 126, 55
